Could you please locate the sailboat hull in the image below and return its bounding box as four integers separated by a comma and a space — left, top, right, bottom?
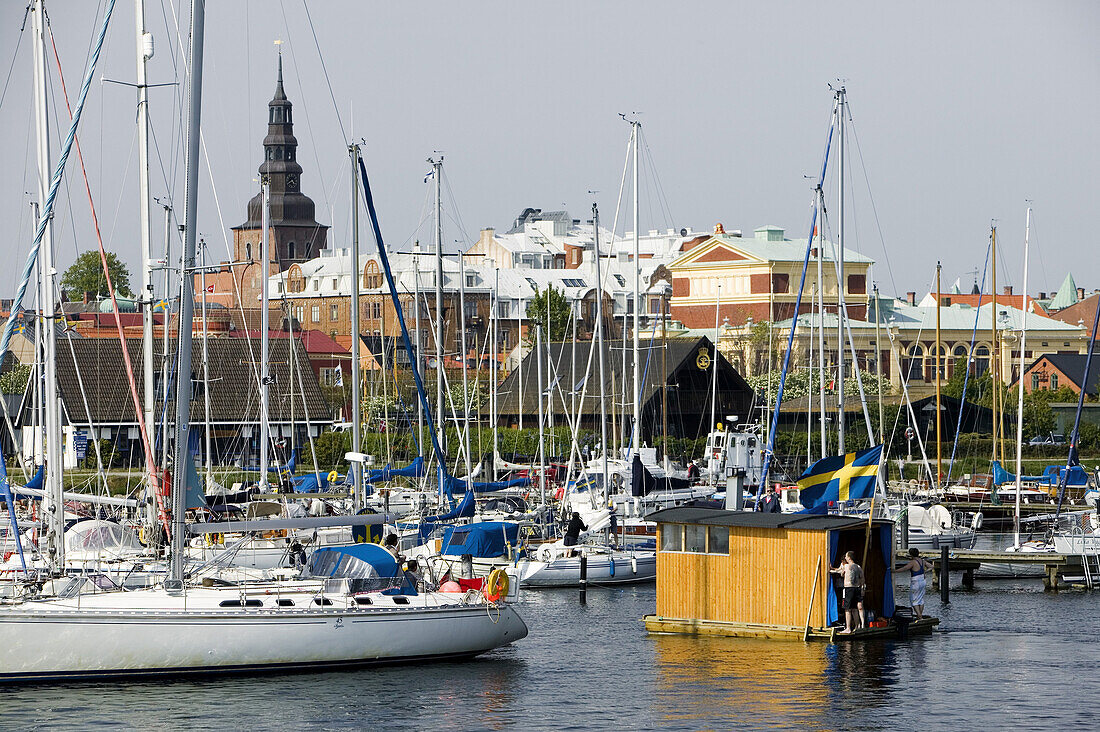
0, 588, 527, 681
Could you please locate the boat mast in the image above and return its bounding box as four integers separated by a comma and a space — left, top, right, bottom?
873, 284, 884, 443
1013, 207, 1031, 547
490, 266, 499, 480
709, 284, 721, 488
990, 225, 999, 465
835, 86, 847, 456
135, 0, 157, 494
661, 285, 669, 472
816, 189, 827, 458
31, 0, 64, 572
593, 204, 610, 505
458, 251, 472, 479
349, 142, 362, 509
935, 261, 942, 488
201, 240, 212, 487
630, 121, 641, 467
258, 179, 271, 493
431, 157, 445, 466
169, 0, 205, 586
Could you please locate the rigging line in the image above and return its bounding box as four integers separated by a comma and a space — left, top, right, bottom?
946, 239, 992, 485
299, 0, 347, 144
0, 3, 29, 113
639, 129, 675, 232
276, 0, 332, 217
843, 104, 898, 297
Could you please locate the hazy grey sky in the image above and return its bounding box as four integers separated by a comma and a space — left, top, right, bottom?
2, 1, 1097, 303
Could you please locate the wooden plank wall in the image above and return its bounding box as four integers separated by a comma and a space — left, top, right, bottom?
656, 525, 831, 628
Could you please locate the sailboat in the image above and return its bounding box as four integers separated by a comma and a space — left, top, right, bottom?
0, 0, 525, 680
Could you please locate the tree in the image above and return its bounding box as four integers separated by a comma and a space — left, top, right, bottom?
525, 284, 572, 343
0, 364, 31, 394
61, 250, 133, 299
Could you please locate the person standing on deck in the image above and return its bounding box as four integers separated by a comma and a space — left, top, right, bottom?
564, 512, 587, 547
830, 551, 865, 634
895, 547, 930, 619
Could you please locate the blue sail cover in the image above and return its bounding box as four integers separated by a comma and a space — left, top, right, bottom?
366, 456, 425, 483
239, 453, 297, 475
422, 489, 476, 523
439, 521, 519, 559
24, 465, 44, 492
991, 460, 1086, 486
446, 475, 530, 494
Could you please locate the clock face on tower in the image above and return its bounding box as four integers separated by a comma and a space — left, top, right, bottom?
286, 174, 298, 190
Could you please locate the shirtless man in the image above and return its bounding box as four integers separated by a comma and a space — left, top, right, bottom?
829, 551, 866, 634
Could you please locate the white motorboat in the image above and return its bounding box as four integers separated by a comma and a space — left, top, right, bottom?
975, 540, 1052, 578
512, 540, 656, 588
902, 503, 978, 550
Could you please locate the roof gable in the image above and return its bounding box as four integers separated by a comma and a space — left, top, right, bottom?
670, 237, 763, 268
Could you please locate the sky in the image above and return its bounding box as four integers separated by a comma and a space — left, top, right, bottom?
1, 1, 1097, 305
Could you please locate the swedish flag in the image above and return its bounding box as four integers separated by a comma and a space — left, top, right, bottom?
797, 445, 883, 510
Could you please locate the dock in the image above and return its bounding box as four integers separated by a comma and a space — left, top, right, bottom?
901, 550, 1086, 591
643, 615, 939, 641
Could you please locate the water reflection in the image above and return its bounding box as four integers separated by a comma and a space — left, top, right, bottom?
651, 634, 832, 728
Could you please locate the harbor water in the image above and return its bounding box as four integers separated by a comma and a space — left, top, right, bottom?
8, 536, 1100, 730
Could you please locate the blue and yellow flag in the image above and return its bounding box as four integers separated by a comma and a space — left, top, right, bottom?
797, 445, 882, 510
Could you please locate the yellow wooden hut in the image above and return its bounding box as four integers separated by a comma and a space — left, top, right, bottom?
642, 507, 937, 640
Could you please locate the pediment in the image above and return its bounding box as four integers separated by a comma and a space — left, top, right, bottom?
671, 237, 761, 268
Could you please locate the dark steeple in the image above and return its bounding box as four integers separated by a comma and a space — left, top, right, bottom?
238, 54, 323, 231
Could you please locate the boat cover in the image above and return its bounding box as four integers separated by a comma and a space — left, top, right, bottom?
307, 543, 401, 580
440, 521, 519, 559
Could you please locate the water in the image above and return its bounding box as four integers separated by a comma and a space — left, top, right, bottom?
7, 547, 1100, 730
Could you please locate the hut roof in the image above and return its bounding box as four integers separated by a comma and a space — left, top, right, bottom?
646, 506, 883, 531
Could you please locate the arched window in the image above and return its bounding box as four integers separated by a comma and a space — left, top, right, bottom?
974, 344, 991, 377
903, 344, 924, 382
288, 241, 296, 260
245, 242, 253, 261
927, 344, 947, 382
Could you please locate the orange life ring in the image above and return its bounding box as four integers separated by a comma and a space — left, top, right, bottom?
485, 568, 509, 602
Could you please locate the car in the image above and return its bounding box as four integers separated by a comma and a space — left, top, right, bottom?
1029, 434, 1066, 446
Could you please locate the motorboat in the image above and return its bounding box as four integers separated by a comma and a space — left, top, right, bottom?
512, 540, 656, 588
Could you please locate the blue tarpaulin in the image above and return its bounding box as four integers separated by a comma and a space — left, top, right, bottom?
440, 521, 519, 559
367, 456, 425, 483
445, 475, 530, 493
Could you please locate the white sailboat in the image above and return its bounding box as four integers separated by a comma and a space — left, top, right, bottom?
0, 0, 526, 680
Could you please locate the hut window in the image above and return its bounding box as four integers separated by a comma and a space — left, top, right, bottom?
707, 527, 729, 555
660, 524, 682, 552
684, 525, 706, 553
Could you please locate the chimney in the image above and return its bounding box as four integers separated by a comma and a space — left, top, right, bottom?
1078, 287, 1086, 300
1040, 292, 1047, 300
1003, 285, 1013, 296
906, 291, 916, 305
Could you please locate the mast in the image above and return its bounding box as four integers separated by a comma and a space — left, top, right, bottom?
630, 121, 641, 463
661, 286, 669, 472
31, 0, 64, 572
200, 240, 212, 487
935, 261, 942, 488
816, 194, 827, 458
258, 179, 271, 493
1013, 207, 1031, 547
835, 86, 846, 456
873, 284, 884, 443
536, 325, 546, 506
490, 266, 499, 480
135, 0, 156, 485
709, 284, 721, 489
431, 158, 445, 464
414, 244, 423, 451
990, 226, 999, 465
593, 205, 610, 505
458, 251, 471, 479
169, 0, 204, 586
349, 142, 362, 510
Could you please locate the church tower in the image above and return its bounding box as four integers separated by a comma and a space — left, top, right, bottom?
232, 55, 328, 275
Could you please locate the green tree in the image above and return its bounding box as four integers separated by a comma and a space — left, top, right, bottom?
61, 250, 133, 299
0, 364, 31, 394
525, 285, 572, 343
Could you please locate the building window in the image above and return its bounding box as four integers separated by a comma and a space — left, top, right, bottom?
293, 305, 304, 322
330, 304, 339, 321
499, 328, 510, 349
1051, 374, 1059, 390
466, 274, 476, 288
288, 241, 296, 259
707, 527, 729, 555
660, 524, 682, 552
311, 305, 320, 322
464, 301, 478, 321
371, 302, 382, 319
1032, 374, 1041, 390
332, 278, 339, 290
684, 525, 706, 553
312, 280, 320, 292
246, 242, 253, 260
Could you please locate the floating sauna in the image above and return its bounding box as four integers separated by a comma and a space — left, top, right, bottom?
642, 508, 938, 641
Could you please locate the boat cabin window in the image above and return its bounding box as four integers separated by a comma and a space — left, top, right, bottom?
355, 596, 373, 606
660, 524, 682, 552
707, 527, 729, 555
275, 598, 294, 607
391, 596, 410, 605
684, 525, 707, 553
313, 597, 334, 606
220, 599, 263, 607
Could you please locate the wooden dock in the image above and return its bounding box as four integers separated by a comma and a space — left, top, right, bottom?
900, 550, 1081, 591
642, 614, 939, 642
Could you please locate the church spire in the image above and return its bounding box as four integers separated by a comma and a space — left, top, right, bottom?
274, 51, 286, 102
